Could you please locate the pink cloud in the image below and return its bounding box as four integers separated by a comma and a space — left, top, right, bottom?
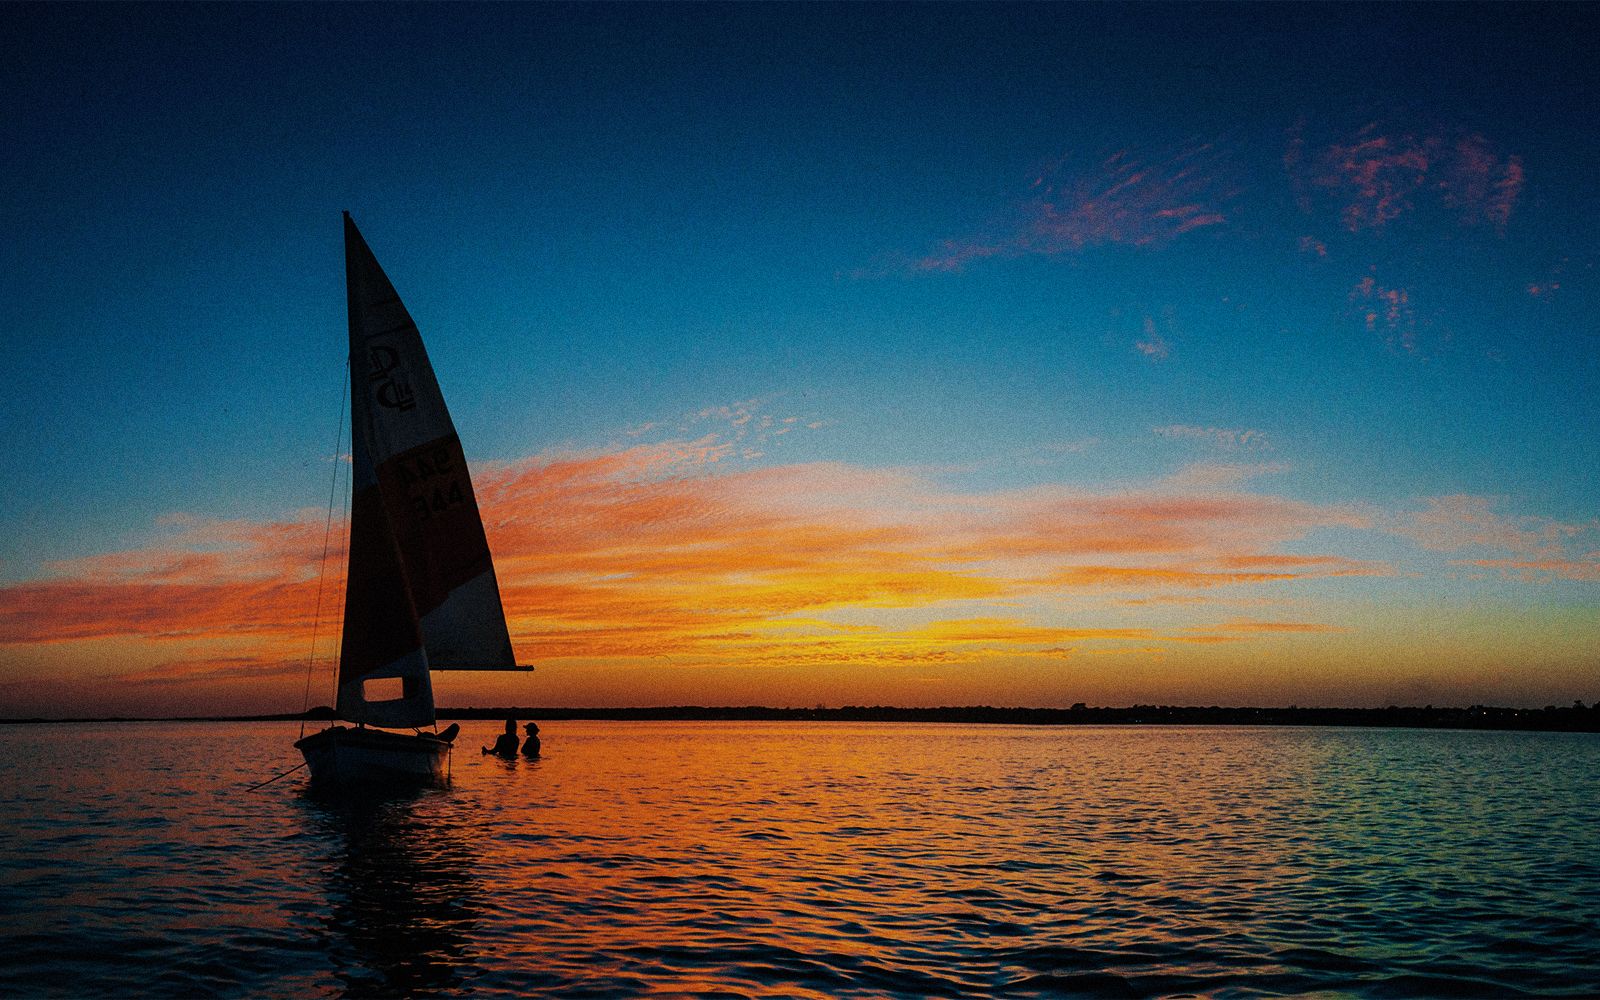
910, 239, 1007, 274
1392, 495, 1595, 558
1219, 554, 1393, 577
1455, 556, 1600, 584
913, 143, 1234, 272
1444, 133, 1524, 231
1289, 122, 1524, 233
1526, 258, 1572, 301
1322, 129, 1431, 231
1349, 269, 1420, 353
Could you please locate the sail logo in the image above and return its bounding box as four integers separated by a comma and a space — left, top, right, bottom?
368, 344, 416, 411
392, 444, 469, 522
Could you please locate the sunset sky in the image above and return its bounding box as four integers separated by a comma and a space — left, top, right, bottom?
2, 4, 1596, 718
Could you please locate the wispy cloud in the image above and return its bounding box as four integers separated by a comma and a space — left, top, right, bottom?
116, 651, 307, 687
1218, 554, 1392, 577
1288, 121, 1524, 233
1455, 556, 1600, 584
1445, 132, 1524, 231
1178, 619, 1350, 641
1134, 315, 1171, 361
1526, 257, 1573, 301
1349, 269, 1422, 353
1154, 425, 1271, 450
13, 393, 1593, 722
901, 142, 1234, 274
1390, 495, 1595, 558
611, 397, 824, 463
5, 433, 1587, 712
697, 617, 1161, 669
1155, 462, 1290, 491
0, 438, 1375, 678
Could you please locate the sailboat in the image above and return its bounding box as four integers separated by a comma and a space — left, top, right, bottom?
295, 213, 530, 785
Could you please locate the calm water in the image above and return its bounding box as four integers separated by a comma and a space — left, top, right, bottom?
1, 721, 1597, 998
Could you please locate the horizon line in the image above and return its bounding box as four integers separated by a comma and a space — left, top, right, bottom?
4, 702, 1596, 733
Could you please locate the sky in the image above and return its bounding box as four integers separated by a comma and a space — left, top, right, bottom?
1, 3, 1597, 718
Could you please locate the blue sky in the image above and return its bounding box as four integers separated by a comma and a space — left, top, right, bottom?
1, 4, 1596, 713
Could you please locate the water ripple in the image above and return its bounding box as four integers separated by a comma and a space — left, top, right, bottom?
1, 722, 1599, 996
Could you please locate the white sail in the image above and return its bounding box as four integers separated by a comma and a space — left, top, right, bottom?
336, 214, 520, 729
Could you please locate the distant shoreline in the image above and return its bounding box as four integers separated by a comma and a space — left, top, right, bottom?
2, 703, 1597, 732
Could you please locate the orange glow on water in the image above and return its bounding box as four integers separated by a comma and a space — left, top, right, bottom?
7, 720, 1599, 995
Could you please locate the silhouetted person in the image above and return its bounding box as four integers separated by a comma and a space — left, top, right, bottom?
521, 722, 541, 757
483, 718, 519, 757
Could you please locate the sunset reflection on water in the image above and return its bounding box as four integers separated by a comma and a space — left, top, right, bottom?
1, 721, 1597, 996
300, 787, 484, 997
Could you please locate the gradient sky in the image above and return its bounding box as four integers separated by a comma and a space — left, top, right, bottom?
2, 4, 1597, 717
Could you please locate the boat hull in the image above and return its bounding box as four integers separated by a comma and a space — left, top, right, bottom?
294, 725, 452, 787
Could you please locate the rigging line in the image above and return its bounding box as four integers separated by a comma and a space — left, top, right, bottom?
299, 359, 350, 739
328, 434, 354, 711
245, 760, 308, 792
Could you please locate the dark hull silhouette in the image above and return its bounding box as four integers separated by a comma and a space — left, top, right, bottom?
296, 725, 454, 786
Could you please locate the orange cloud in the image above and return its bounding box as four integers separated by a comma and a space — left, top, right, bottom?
662, 616, 1160, 670
0, 578, 324, 645
1219, 554, 1393, 577
1162, 619, 1348, 645
116, 650, 307, 687
1192, 619, 1349, 635
947, 487, 1368, 567
0, 435, 1424, 708
431, 452, 1372, 671
1045, 565, 1295, 589
1454, 557, 1600, 584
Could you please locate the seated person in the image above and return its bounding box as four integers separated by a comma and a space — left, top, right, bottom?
483, 718, 519, 757
521, 722, 541, 757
